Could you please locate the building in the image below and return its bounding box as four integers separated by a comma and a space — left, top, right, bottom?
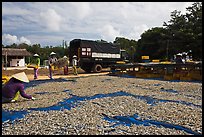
2, 48, 32, 67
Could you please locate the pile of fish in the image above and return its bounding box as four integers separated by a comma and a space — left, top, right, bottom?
2, 75, 202, 135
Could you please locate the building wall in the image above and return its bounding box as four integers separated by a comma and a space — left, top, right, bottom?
10, 58, 25, 67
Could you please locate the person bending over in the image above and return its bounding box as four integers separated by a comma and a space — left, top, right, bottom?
2, 72, 36, 103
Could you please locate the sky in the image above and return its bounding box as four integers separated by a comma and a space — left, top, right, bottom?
2, 2, 195, 47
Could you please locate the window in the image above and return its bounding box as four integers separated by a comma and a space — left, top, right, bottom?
82, 48, 86, 51
82, 52, 86, 55
87, 48, 91, 52
81, 47, 91, 56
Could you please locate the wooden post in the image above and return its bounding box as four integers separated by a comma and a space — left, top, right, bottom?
5, 51, 7, 70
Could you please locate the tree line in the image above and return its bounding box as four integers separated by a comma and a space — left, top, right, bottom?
2, 2, 202, 63
123, 2, 202, 62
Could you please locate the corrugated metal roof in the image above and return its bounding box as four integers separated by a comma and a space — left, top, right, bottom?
2, 48, 32, 56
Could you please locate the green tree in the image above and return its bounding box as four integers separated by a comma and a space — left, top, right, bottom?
7, 43, 18, 48
135, 27, 169, 62
18, 43, 30, 49
163, 2, 202, 60
135, 2, 202, 62
113, 37, 137, 62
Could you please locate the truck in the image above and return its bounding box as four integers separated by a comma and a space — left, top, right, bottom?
68, 39, 129, 73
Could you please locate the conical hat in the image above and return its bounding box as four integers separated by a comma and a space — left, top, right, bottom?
176, 53, 182, 56
11, 72, 29, 83
33, 54, 39, 57
50, 52, 56, 55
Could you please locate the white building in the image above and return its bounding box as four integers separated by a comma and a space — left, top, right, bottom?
2, 48, 31, 67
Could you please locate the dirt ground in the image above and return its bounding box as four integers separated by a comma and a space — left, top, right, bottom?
2, 67, 110, 80
2, 67, 82, 76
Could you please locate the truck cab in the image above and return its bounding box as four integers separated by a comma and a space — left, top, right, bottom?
120, 49, 129, 61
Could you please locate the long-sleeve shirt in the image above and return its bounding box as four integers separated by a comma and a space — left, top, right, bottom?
33, 57, 40, 67
2, 78, 32, 99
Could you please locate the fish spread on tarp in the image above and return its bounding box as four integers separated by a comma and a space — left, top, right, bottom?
102, 113, 201, 135
2, 90, 201, 135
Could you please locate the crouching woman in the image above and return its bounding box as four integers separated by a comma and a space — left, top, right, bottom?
2, 72, 36, 103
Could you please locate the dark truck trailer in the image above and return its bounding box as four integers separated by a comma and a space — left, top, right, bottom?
69, 39, 129, 73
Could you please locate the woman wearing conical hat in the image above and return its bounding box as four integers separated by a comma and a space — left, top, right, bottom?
63, 55, 69, 75
32, 54, 40, 79
2, 72, 36, 103
72, 55, 78, 75
48, 52, 57, 79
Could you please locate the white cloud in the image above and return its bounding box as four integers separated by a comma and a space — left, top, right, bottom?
98, 24, 121, 42
19, 36, 31, 45
2, 34, 18, 45
2, 34, 31, 45
129, 25, 149, 40
69, 2, 92, 20
2, 2, 195, 45
40, 9, 62, 31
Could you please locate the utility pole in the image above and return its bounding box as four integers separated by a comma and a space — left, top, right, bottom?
65, 41, 67, 48
62, 40, 65, 48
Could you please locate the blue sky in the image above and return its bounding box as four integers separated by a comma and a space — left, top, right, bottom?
2, 2, 194, 47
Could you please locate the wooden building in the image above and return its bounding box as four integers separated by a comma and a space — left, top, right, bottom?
2, 48, 32, 67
